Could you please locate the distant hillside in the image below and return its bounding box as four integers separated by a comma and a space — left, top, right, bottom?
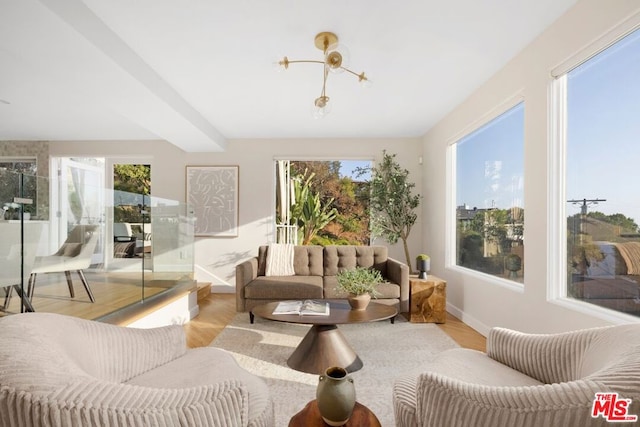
568, 216, 640, 242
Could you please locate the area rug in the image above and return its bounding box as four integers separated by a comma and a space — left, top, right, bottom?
210, 313, 459, 426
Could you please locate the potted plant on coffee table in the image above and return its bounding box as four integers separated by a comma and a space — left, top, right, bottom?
335, 267, 384, 311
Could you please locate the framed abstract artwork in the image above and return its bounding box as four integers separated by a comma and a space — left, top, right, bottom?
186, 165, 239, 237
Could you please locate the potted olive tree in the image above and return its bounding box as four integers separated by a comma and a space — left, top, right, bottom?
335, 267, 384, 310
356, 151, 420, 270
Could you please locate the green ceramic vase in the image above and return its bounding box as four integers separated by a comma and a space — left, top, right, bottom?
316, 366, 356, 426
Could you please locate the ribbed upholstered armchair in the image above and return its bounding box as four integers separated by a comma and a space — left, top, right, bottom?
393, 324, 640, 427
0, 313, 274, 427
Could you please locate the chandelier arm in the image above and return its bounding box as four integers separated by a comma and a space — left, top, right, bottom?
285, 59, 326, 65
283, 60, 367, 82
321, 63, 329, 98
340, 67, 368, 81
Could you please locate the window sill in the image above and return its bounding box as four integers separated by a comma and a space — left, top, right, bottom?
549, 296, 639, 324
447, 264, 524, 294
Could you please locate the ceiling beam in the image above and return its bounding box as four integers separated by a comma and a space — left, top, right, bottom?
38, 0, 227, 152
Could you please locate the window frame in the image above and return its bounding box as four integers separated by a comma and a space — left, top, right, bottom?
446, 93, 525, 293
547, 18, 640, 323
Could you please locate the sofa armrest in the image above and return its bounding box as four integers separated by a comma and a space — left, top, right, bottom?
77, 319, 187, 382
386, 257, 410, 312
0, 313, 186, 385
487, 327, 601, 384
236, 257, 259, 312
2, 379, 254, 427
413, 372, 602, 427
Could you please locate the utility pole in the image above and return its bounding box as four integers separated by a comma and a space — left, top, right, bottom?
568, 198, 607, 215
567, 198, 606, 244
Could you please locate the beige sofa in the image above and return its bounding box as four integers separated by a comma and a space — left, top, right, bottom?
236, 245, 409, 321
393, 324, 640, 427
0, 313, 274, 427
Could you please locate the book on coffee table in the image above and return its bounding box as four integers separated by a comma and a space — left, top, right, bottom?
272, 300, 330, 316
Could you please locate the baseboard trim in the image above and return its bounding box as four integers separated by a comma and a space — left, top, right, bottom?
446, 302, 491, 337
189, 303, 200, 320
211, 284, 235, 293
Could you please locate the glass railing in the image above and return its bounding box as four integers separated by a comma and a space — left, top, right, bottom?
0, 170, 195, 320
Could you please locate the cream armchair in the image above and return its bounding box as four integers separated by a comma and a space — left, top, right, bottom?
0, 313, 274, 427
0, 222, 44, 312
28, 224, 99, 302
393, 324, 640, 427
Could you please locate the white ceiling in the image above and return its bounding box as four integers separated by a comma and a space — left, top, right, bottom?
0, 0, 578, 152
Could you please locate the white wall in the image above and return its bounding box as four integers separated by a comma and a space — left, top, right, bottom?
51, 137, 423, 293
422, 0, 640, 335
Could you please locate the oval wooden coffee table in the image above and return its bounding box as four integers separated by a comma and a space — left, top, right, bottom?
251, 300, 397, 374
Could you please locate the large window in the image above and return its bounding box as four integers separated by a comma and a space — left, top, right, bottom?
454, 102, 525, 283
563, 28, 640, 318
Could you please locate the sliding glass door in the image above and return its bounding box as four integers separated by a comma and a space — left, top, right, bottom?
51, 157, 105, 265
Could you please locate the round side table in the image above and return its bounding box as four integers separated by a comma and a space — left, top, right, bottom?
288, 400, 382, 427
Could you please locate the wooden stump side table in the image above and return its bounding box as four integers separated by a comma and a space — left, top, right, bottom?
288, 400, 381, 427
409, 275, 447, 323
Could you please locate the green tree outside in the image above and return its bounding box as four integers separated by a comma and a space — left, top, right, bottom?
289, 161, 370, 245
113, 164, 150, 223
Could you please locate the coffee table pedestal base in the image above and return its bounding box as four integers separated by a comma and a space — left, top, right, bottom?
287, 324, 363, 375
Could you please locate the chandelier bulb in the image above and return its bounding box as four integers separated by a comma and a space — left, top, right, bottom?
312, 96, 332, 119
358, 72, 372, 88
314, 96, 329, 108
326, 51, 343, 70
325, 43, 350, 74
273, 56, 289, 72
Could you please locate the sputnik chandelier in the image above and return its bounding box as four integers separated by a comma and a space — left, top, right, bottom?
277, 31, 371, 118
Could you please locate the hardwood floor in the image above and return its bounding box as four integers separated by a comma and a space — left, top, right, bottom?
184, 293, 237, 348
3, 280, 487, 352
185, 293, 487, 352
1, 271, 193, 322
437, 312, 487, 352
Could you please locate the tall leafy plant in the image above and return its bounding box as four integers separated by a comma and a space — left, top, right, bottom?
290, 172, 338, 245
357, 151, 420, 268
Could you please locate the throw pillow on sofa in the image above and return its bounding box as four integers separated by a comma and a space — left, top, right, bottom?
265, 243, 295, 276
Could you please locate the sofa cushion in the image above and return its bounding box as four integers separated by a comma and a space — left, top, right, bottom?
420, 348, 543, 387
244, 275, 324, 299
258, 245, 323, 276
323, 245, 389, 277
126, 347, 271, 423
580, 324, 640, 379
393, 348, 544, 427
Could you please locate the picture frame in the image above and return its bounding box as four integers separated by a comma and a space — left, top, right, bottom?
186, 165, 239, 237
